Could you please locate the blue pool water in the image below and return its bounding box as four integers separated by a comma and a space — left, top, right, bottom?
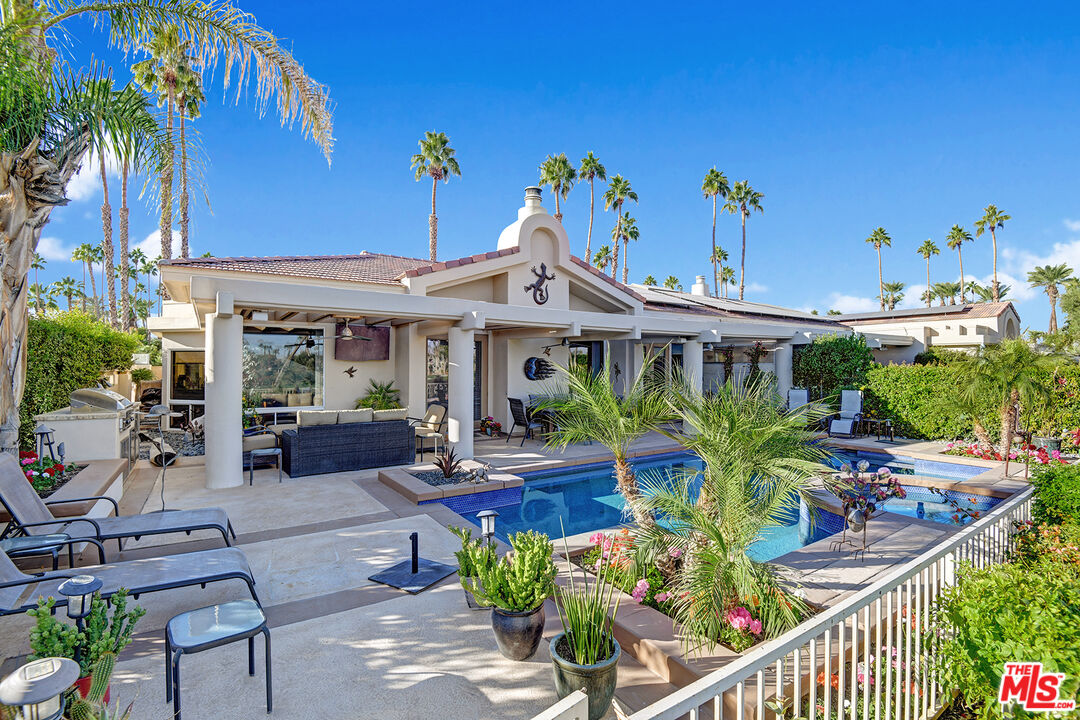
465, 452, 843, 562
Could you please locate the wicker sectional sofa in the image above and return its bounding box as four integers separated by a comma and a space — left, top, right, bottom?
280, 409, 416, 477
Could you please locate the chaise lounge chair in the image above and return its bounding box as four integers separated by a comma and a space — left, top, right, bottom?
0, 544, 259, 617
828, 389, 864, 438
0, 455, 236, 553
787, 388, 810, 411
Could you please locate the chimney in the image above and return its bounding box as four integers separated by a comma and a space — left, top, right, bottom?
519, 186, 547, 220
691, 275, 709, 296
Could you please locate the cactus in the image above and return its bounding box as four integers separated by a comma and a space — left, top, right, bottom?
67, 653, 116, 720
449, 524, 496, 579
465, 530, 556, 611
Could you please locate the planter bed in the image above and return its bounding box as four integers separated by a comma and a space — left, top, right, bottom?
0, 458, 127, 523
378, 462, 523, 506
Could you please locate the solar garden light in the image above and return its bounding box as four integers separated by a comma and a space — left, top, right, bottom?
0, 657, 79, 720
477, 510, 499, 544
33, 424, 55, 462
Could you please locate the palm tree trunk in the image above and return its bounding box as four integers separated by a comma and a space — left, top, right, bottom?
958, 247, 965, 304
179, 101, 189, 258
120, 162, 131, 331
611, 207, 622, 279
973, 418, 993, 453
86, 256, 97, 314
98, 149, 116, 328
585, 180, 595, 265
991, 228, 999, 302
429, 177, 438, 261
925, 257, 931, 308
614, 457, 653, 529
553, 191, 561, 223
711, 195, 718, 297
161, 91, 175, 260
1049, 290, 1059, 333
80, 262, 86, 312
877, 246, 884, 310
622, 236, 629, 284
1001, 389, 1019, 475
0, 138, 87, 452
739, 212, 747, 300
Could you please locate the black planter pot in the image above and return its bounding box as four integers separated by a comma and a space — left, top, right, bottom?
550, 632, 621, 720
491, 605, 545, 661
463, 585, 486, 611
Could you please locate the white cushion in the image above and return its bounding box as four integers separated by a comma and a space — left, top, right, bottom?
338, 408, 373, 424
298, 410, 338, 426
373, 408, 407, 421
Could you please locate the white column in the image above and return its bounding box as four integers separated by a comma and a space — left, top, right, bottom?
447, 325, 475, 459
682, 340, 704, 394
204, 294, 243, 489
775, 341, 794, 405
395, 324, 427, 417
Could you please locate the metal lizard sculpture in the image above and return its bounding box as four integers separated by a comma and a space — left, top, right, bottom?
525, 263, 556, 305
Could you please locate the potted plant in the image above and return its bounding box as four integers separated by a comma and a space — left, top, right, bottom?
479, 416, 501, 437
26, 590, 145, 702
550, 534, 624, 720
449, 524, 495, 610
465, 530, 556, 661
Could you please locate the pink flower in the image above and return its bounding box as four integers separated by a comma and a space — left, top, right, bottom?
726, 606, 752, 629
20, 457, 33, 466
749, 619, 762, 635
588, 532, 604, 545
654, 592, 670, 602
631, 579, 649, 603
668, 547, 683, 559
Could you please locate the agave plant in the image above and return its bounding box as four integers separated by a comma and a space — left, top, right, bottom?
433, 445, 463, 479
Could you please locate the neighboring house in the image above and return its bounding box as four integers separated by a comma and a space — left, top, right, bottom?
835, 302, 1022, 364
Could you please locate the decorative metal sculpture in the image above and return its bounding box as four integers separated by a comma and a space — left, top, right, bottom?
524, 263, 555, 305
827, 461, 907, 559
523, 356, 556, 381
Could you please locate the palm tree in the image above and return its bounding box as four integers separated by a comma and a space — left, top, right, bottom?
176, 57, 204, 259
702, 168, 730, 297
1027, 263, 1074, 333
592, 245, 613, 274
0, 2, 333, 452
411, 131, 461, 261
129, 247, 147, 308
880, 281, 905, 310
642, 274, 657, 286
720, 266, 735, 298
709, 246, 729, 298
71, 243, 95, 312
30, 254, 45, 314
956, 339, 1061, 474
663, 275, 682, 291
140, 256, 159, 321
934, 281, 961, 305
946, 225, 974, 303
578, 152, 606, 265
916, 239, 939, 308
972, 282, 1010, 303
538, 153, 575, 223
28, 284, 57, 315
543, 355, 673, 529
864, 227, 892, 310
975, 205, 1011, 302
602, 175, 638, 279
54, 277, 80, 311
613, 213, 639, 284
921, 288, 936, 306
722, 181, 764, 300
635, 379, 828, 646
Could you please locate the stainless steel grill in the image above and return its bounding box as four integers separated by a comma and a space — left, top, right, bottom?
70, 388, 133, 412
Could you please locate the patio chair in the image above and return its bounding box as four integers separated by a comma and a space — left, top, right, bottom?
0, 454, 236, 554
828, 389, 863, 438
506, 398, 543, 447
787, 388, 810, 411
409, 404, 446, 458
0, 544, 259, 617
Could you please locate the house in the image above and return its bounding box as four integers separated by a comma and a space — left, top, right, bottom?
148, 187, 1007, 489
834, 302, 1022, 364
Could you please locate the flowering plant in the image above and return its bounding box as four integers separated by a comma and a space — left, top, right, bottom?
19, 451, 66, 492
717, 605, 763, 652
943, 441, 1065, 465
479, 416, 502, 432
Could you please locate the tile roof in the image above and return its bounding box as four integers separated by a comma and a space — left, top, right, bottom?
159, 252, 431, 285
634, 285, 844, 326
838, 302, 1015, 325
398, 248, 519, 278
567, 256, 646, 303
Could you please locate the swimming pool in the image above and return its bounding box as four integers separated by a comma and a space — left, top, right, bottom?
464, 452, 844, 562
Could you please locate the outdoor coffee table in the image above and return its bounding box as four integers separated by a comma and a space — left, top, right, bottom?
0, 533, 74, 571
248, 447, 282, 485
863, 418, 894, 442
165, 599, 272, 719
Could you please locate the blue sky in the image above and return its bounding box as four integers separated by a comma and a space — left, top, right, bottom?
42, 1, 1080, 332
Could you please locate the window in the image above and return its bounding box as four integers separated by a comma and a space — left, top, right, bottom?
242, 329, 324, 409
170, 351, 205, 402
426, 339, 448, 406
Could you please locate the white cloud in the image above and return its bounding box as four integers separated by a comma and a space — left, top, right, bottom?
1064, 219, 1080, 233
36, 236, 75, 262
744, 282, 769, 294
65, 150, 122, 202
135, 229, 182, 261
823, 292, 878, 314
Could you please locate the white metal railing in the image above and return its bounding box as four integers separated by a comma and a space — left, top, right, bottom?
530, 486, 1033, 720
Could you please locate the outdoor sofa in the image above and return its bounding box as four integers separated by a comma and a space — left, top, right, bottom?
0, 454, 237, 553
280, 409, 415, 477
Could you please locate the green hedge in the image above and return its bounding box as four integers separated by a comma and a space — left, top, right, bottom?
792, 333, 875, 400
21, 313, 139, 449
861, 364, 997, 441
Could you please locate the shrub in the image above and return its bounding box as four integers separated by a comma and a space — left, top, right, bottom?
354, 379, 402, 410
129, 367, 154, 384
862, 364, 998, 441
792, 333, 874, 401
933, 557, 1080, 718
22, 312, 139, 449
465, 530, 556, 612
1030, 463, 1080, 525
912, 347, 968, 365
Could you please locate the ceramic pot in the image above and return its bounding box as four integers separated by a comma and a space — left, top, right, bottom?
1034, 436, 1062, 453
550, 632, 621, 720
491, 605, 545, 661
